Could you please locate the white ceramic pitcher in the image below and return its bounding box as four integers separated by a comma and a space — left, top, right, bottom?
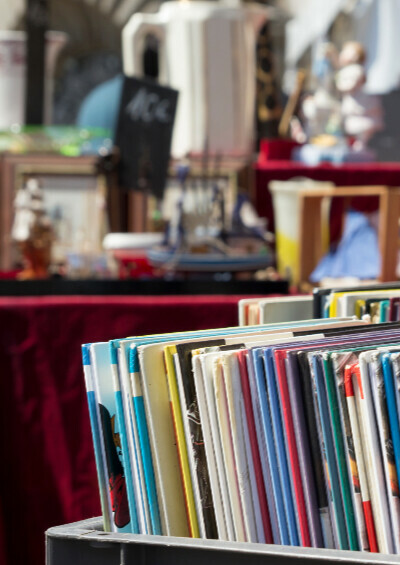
122, 1, 269, 158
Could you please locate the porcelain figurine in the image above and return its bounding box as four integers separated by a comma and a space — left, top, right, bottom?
336, 41, 384, 151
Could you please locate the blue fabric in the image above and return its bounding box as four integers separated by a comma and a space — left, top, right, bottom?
76, 74, 124, 137
310, 210, 380, 282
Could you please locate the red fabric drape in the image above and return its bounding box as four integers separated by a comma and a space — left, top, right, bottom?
0, 295, 252, 565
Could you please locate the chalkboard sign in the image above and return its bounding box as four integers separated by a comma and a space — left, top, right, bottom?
115, 76, 178, 199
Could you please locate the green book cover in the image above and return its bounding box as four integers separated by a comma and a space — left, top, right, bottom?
322, 353, 359, 551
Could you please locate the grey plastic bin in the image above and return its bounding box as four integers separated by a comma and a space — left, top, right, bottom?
46, 517, 400, 565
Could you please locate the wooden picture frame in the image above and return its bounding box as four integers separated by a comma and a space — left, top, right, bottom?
0, 153, 119, 271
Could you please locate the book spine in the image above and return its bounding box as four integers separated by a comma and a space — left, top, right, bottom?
310, 354, 346, 549
213, 357, 247, 542
356, 358, 394, 554
163, 347, 200, 538
251, 349, 289, 544
109, 345, 140, 533
129, 347, 162, 535
332, 355, 368, 551
201, 354, 236, 541
298, 353, 335, 549
264, 350, 299, 546
370, 354, 400, 551
323, 355, 358, 550
344, 364, 378, 552
238, 350, 273, 543
176, 356, 218, 539
388, 355, 400, 551
117, 346, 151, 533
221, 354, 260, 543
274, 351, 310, 547
285, 354, 323, 548
91, 343, 132, 533
82, 344, 112, 532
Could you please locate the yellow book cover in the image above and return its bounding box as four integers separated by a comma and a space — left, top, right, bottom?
164, 344, 200, 538
329, 291, 348, 318
355, 299, 366, 320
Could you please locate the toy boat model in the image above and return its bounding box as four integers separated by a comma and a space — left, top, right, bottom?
147, 246, 273, 272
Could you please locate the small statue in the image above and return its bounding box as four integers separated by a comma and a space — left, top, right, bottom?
12, 178, 54, 280
336, 41, 384, 151
301, 41, 342, 142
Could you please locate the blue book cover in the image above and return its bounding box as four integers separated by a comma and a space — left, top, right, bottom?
263, 347, 300, 546
382, 352, 400, 484
246, 351, 281, 544
129, 344, 163, 535
82, 343, 112, 532
115, 339, 155, 534
109, 341, 144, 533
90, 342, 136, 533
251, 347, 289, 545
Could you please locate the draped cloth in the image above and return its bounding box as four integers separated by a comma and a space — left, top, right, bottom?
0, 295, 246, 565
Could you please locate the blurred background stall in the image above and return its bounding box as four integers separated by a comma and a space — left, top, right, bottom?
2, 1, 400, 564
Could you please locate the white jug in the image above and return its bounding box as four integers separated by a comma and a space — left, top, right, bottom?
0, 30, 67, 129
122, 1, 269, 158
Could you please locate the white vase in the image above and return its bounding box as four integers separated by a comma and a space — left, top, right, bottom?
0, 30, 68, 129
122, 1, 269, 158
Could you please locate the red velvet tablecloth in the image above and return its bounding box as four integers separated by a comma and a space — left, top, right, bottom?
255, 161, 400, 241
1, 295, 253, 565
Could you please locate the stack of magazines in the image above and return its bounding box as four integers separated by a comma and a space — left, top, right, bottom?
83, 315, 400, 553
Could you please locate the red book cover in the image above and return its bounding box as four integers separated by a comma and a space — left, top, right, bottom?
274, 348, 311, 547
237, 350, 273, 543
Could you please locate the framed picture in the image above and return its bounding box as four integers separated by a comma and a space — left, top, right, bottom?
0, 154, 114, 271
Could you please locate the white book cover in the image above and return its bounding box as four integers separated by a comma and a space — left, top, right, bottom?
370, 351, 400, 553
221, 352, 264, 543
193, 353, 230, 540
259, 296, 314, 325
213, 355, 247, 541
357, 352, 394, 554
200, 350, 236, 541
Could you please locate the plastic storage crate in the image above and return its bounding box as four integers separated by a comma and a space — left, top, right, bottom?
46, 517, 400, 565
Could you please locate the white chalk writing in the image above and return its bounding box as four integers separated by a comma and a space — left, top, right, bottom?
125, 88, 171, 123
